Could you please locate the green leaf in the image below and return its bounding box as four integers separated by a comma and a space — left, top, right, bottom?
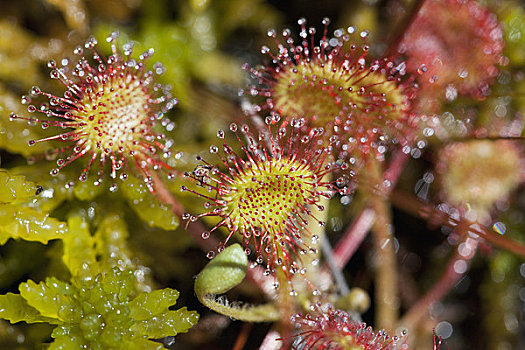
129, 288, 179, 321
195, 243, 247, 295
19, 278, 72, 320
194, 244, 279, 322
9, 164, 72, 213
0, 204, 67, 245
120, 175, 179, 231
93, 214, 132, 270
131, 308, 199, 338
73, 174, 106, 201
121, 337, 164, 350
49, 329, 85, 350
0, 293, 58, 324
62, 216, 97, 280
100, 268, 135, 301
0, 169, 36, 203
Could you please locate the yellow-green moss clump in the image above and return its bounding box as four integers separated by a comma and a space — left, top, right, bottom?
0, 169, 67, 244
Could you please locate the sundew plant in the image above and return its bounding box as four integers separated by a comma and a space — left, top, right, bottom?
0, 0, 524, 349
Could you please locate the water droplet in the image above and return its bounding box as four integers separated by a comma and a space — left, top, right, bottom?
445, 85, 458, 101
493, 222, 506, 235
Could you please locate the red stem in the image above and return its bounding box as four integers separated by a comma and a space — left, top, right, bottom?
390, 190, 525, 258
385, 0, 427, 56
232, 322, 252, 350
333, 208, 375, 269
332, 150, 410, 268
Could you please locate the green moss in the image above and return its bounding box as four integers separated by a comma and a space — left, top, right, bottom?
0, 169, 67, 245
0, 257, 198, 349
120, 175, 179, 231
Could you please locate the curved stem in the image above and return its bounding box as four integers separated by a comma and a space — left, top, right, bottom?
195, 244, 280, 322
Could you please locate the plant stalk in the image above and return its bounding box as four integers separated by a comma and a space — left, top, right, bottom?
369, 158, 399, 331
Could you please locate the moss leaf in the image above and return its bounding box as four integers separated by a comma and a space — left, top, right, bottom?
19, 278, 73, 320
129, 288, 180, 321
131, 308, 199, 338
0, 204, 67, 245
0, 293, 59, 324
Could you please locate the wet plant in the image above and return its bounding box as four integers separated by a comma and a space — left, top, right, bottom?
183, 118, 348, 288
0, 0, 524, 349
11, 32, 177, 192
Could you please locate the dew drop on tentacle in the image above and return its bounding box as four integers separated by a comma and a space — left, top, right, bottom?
10, 33, 179, 191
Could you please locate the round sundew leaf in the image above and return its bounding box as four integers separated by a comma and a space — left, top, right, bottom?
129, 288, 180, 321
10, 31, 178, 194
